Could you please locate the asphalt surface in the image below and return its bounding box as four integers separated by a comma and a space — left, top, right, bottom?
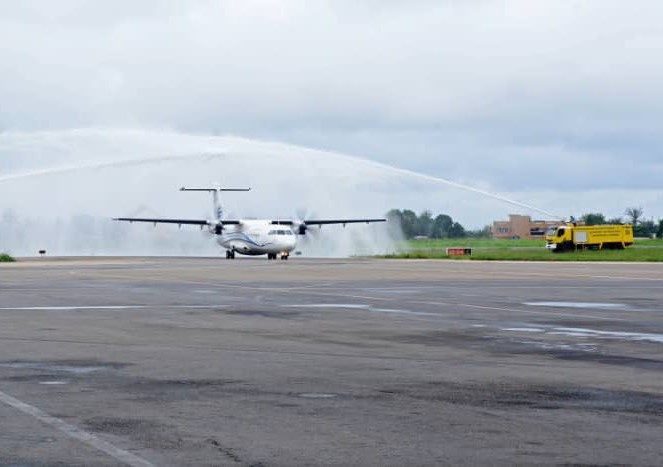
1, 257, 662, 466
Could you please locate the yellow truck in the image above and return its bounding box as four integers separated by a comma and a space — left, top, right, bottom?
545, 223, 633, 252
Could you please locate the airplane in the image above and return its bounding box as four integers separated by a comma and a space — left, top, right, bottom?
113, 187, 387, 260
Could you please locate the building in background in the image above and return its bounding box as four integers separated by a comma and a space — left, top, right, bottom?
492, 214, 557, 240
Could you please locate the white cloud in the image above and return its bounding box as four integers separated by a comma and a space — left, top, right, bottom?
0, 0, 661, 220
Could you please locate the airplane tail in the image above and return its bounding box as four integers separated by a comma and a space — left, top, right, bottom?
180, 187, 250, 221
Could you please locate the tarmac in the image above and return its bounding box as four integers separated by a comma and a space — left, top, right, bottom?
0, 257, 662, 466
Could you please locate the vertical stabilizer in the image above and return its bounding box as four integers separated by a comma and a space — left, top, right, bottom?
179, 187, 250, 221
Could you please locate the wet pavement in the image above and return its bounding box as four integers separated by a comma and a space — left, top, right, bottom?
0, 257, 662, 466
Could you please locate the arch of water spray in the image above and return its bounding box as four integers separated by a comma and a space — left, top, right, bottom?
0, 129, 559, 257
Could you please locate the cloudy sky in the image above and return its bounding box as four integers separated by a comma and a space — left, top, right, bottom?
1, 0, 662, 223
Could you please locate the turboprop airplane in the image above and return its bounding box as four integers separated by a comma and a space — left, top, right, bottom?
114, 187, 387, 260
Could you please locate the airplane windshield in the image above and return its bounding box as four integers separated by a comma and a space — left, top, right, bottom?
268, 230, 294, 236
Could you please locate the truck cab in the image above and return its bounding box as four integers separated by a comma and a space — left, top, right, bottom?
545, 225, 573, 251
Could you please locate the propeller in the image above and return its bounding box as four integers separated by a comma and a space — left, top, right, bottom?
195, 209, 221, 236
293, 208, 319, 236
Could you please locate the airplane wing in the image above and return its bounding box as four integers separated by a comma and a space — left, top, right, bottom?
271, 218, 386, 226
113, 217, 241, 226
303, 218, 386, 226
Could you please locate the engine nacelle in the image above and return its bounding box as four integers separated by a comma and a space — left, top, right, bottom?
297, 223, 307, 235
214, 224, 223, 235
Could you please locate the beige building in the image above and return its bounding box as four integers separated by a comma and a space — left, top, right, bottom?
492, 214, 557, 240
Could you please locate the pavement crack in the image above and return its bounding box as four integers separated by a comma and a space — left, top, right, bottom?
206, 438, 243, 464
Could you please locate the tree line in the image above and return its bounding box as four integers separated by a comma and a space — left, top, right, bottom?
388, 206, 663, 241
580, 207, 663, 238
386, 209, 490, 239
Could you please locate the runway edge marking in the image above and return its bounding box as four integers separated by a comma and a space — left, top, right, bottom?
0, 389, 154, 467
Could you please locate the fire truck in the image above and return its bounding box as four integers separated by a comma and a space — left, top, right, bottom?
545, 223, 633, 252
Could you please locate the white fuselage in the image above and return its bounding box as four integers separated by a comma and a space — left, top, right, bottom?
217, 220, 297, 256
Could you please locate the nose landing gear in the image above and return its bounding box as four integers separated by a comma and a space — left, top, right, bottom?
267, 253, 289, 260
225, 250, 236, 259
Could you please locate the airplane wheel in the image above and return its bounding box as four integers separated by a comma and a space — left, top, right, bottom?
225, 251, 231, 259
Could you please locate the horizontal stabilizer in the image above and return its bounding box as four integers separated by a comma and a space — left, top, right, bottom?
180, 187, 250, 192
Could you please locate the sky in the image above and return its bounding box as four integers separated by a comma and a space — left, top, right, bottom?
1, 0, 662, 225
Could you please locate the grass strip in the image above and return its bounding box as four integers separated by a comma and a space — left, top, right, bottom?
387, 240, 663, 262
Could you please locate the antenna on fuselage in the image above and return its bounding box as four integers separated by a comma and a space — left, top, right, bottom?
180, 186, 251, 221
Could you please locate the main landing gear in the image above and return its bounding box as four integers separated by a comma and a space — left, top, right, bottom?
225, 250, 236, 259
267, 253, 289, 261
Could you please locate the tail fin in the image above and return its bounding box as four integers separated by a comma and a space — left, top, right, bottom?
180, 187, 250, 221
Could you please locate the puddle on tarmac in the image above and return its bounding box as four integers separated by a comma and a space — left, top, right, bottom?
298, 393, 338, 399
282, 304, 437, 317
524, 302, 629, 310
501, 326, 663, 344
550, 327, 663, 344
0, 361, 122, 374
518, 340, 597, 352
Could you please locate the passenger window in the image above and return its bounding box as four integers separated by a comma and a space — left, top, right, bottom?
557, 228, 565, 237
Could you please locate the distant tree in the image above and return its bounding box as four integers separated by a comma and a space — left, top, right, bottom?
580, 212, 606, 226
635, 219, 657, 238
624, 207, 644, 226
658, 220, 663, 239
417, 210, 434, 238
448, 222, 466, 238
387, 208, 469, 239
607, 217, 623, 224
400, 209, 418, 239
468, 225, 492, 238
430, 214, 453, 239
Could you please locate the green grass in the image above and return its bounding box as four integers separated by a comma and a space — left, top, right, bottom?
385, 237, 663, 262
406, 238, 544, 249
0, 253, 16, 262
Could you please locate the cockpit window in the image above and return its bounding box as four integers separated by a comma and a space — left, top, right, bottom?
268, 229, 294, 236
